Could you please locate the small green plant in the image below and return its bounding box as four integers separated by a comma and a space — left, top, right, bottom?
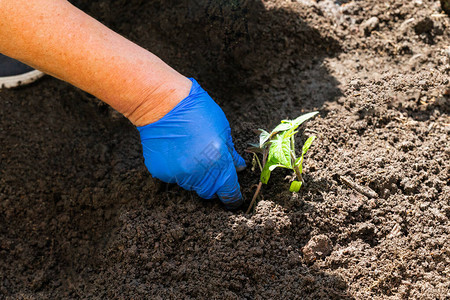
246, 112, 318, 213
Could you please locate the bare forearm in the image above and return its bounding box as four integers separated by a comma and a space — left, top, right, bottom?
0, 0, 191, 125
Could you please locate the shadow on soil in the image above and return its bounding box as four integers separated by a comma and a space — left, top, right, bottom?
0, 0, 351, 298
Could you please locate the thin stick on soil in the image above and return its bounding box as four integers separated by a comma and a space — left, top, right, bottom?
339, 175, 378, 199
246, 181, 262, 214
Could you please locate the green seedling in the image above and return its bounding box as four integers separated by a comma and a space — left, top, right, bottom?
246, 112, 318, 213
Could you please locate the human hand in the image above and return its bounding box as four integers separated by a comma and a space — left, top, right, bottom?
138, 78, 246, 209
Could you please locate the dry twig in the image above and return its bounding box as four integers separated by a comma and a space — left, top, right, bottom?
339, 175, 378, 199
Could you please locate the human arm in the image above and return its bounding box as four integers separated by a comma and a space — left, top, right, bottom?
0, 0, 190, 125
0, 0, 246, 208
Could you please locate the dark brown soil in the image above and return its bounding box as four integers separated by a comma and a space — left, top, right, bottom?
1, 0, 449, 299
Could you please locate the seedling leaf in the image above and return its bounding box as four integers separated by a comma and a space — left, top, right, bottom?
289, 181, 302, 192
259, 129, 271, 147
268, 164, 290, 171
260, 131, 295, 184
288, 111, 319, 130
302, 135, 316, 156
271, 122, 293, 134
271, 111, 318, 135
247, 145, 264, 154
268, 133, 292, 169
294, 135, 317, 175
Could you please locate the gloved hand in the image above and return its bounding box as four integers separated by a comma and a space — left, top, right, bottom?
138, 78, 246, 209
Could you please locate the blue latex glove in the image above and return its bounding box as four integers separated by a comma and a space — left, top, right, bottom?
137, 78, 246, 209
